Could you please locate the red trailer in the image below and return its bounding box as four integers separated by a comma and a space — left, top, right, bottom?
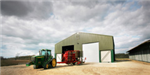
57, 50, 84, 65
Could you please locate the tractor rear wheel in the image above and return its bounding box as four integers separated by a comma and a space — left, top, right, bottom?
51, 58, 56, 68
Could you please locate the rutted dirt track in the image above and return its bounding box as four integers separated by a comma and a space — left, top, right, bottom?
1, 61, 150, 75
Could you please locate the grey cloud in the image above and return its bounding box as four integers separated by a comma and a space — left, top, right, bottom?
1, 1, 33, 17
139, 1, 150, 24
113, 0, 126, 3
1, 1, 53, 19
1, 0, 127, 20
107, 0, 127, 5
53, 2, 111, 22
140, 26, 150, 40
62, 0, 127, 22
71, 0, 99, 8
127, 1, 150, 40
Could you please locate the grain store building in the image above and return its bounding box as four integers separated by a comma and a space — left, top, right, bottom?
127, 40, 150, 62
55, 32, 115, 63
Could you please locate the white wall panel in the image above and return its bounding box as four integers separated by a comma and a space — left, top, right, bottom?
139, 51, 142, 61
56, 54, 62, 62
101, 50, 111, 63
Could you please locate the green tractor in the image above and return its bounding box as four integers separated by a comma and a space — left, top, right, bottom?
26, 49, 56, 69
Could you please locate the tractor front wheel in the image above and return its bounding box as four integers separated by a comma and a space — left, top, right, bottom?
44, 64, 49, 69
51, 58, 56, 68
33, 65, 38, 69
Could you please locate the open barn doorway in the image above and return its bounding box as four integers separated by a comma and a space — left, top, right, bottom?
62, 45, 74, 54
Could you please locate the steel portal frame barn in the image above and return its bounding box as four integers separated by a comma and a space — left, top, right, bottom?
55, 32, 115, 63
127, 40, 150, 62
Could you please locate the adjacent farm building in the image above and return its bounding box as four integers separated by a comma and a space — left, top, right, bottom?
127, 40, 150, 62
55, 32, 115, 63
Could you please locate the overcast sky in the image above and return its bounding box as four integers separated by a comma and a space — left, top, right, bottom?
1, 0, 150, 58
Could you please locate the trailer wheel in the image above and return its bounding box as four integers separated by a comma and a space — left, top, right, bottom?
73, 63, 75, 65
51, 58, 56, 68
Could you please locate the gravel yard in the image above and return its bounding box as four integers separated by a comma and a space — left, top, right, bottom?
1, 60, 150, 75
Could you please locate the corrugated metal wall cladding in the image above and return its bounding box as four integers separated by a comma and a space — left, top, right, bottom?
81, 33, 113, 50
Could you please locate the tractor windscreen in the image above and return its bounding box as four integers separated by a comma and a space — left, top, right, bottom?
47, 51, 51, 56
41, 50, 46, 55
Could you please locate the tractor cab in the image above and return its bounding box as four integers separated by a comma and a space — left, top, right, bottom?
39, 49, 52, 59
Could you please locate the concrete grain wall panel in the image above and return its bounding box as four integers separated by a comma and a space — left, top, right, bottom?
129, 55, 131, 59
131, 55, 134, 60
138, 52, 141, 61
143, 50, 147, 62
148, 49, 150, 62
138, 52, 140, 60
141, 50, 144, 61
136, 53, 138, 60
132, 55, 134, 60
146, 49, 149, 62
139, 51, 142, 61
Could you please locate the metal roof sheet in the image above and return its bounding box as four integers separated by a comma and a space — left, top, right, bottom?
127, 40, 150, 52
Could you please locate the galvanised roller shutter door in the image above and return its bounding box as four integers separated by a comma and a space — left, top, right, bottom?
82, 42, 99, 62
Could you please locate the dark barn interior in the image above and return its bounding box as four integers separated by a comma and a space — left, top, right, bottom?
62, 45, 74, 54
